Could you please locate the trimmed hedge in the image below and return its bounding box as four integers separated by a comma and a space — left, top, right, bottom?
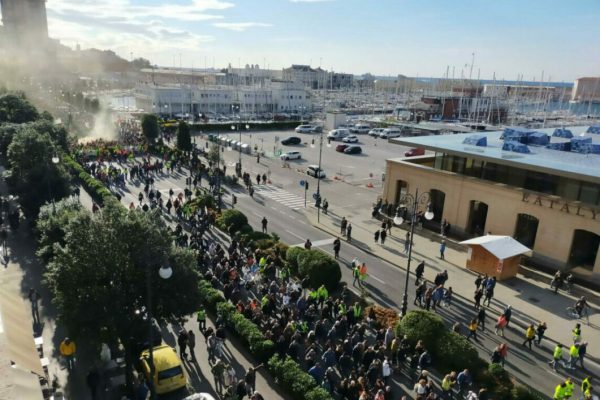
434, 331, 480, 372
216, 209, 248, 234
63, 155, 120, 207
296, 249, 341, 291
268, 355, 334, 400
286, 246, 305, 275
394, 310, 444, 351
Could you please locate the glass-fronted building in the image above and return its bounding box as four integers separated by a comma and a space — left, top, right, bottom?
382, 125, 600, 274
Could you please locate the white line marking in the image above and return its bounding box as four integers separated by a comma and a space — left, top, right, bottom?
252, 211, 262, 217
370, 275, 386, 284
285, 230, 305, 240
270, 206, 278, 211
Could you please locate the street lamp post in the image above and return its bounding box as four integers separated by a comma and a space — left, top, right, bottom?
393, 188, 434, 317
146, 264, 173, 400
48, 155, 60, 213
311, 130, 329, 222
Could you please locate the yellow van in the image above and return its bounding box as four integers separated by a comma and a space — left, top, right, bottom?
140, 345, 187, 394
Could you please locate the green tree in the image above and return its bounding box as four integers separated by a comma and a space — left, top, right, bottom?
44, 204, 201, 389
207, 143, 222, 166
176, 121, 192, 152
40, 110, 54, 121
7, 127, 71, 217
0, 93, 39, 124
36, 198, 85, 264
141, 114, 160, 143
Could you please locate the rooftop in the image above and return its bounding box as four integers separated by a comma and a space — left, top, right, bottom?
391, 125, 600, 183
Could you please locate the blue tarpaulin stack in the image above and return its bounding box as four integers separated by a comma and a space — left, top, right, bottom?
502, 141, 531, 154
462, 135, 487, 147
552, 128, 574, 138
586, 125, 600, 134
527, 132, 550, 146
546, 142, 572, 152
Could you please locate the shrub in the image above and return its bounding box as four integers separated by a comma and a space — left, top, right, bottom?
305, 387, 334, 400
267, 355, 334, 400
434, 331, 480, 372
286, 247, 306, 274
217, 209, 248, 233
512, 385, 546, 400
198, 280, 225, 312
239, 224, 254, 235
297, 249, 341, 291
394, 310, 444, 350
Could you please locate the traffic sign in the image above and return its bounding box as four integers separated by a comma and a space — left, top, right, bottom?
312, 192, 321, 200
300, 180, 305, 187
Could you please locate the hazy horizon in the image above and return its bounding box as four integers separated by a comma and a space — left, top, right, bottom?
2, 0, 599, 82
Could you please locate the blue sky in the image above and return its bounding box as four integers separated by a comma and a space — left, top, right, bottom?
34, 0, 600, 81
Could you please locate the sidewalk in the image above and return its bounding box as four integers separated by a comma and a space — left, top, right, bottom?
304, 206, 600, 361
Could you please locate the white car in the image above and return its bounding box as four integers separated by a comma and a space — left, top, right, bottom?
327, 128, 350, 141
295, 124, 315, 133
183, 394, 217, 400
379, 128, 402, 139
351, 124, 371, 134
368, 128, 385, 137
342, 135, 359, 143
306, 165, 326, 179
280, 151, 302, 160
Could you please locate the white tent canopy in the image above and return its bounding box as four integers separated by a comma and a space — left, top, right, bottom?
459, 235, 532, 260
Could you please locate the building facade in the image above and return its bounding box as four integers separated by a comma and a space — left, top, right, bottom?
571, 77, 600, 103
135, 80, 311, 116
382, 126, 600, 275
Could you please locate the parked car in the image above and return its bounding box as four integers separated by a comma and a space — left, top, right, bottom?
281, 136, 302, 145
379, 128, 402, 139
140, 345, 187, 395
368, 128, 385, 137
306, 165, 326, 179
295, 124, 315, 133
344, 145, 363, 154
350, 124, 371, 134
280, 151, 302, 160
310, 125, 323, 133
335, 144, 349, 152
342, 135, 359, 143
327, 129, 350, 141
405, 148, 425, 157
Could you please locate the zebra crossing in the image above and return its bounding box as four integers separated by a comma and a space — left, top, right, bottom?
253, 185, 307, 210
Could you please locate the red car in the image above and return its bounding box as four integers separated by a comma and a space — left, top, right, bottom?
404, 148, 425, 157
336, 144, 349, 152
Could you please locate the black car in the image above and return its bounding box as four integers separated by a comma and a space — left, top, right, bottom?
281, 136, 302, 145
344, 145, 362, 154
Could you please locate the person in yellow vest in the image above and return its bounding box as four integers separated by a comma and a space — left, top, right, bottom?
572, 323, 582, 343
466, 319, 479, 341
567, 344, 579, 370
548, 344, 563, 371
441, 372, 456, 399
582, 377, 592, 394
554, 382, 566, 400
522, 324, 536, 350
584, 387, 593, 400
317, 284, 329, 308
197, 307, 207, 333
59, 337, 77, 371
563, 378, 574, 400
338, 302, 347, 317
352, 302, 362, 324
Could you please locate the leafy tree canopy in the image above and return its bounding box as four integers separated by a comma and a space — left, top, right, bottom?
44, 203, 201, 347
141, 114, 160, 143
0, 93, 39, 124
176, 121, 192, 152
6, 127, 71, 216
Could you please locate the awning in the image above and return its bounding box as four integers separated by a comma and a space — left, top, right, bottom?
460, 235, 532, 260
0, 287, 46, 378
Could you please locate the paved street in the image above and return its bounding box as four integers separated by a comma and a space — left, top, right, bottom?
137, 131, 600, 398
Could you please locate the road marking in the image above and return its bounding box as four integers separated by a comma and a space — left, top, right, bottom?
291, 238, 335, 248
370, 275, 386, 284
252, 211, 263, 217
285, 230, 305, 241
270, 206, 278, 211
253, 185, 306, 210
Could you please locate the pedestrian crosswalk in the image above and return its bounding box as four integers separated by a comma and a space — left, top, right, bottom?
253, 185, 306, 210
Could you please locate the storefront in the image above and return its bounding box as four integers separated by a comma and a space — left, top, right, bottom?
382, 126, 600, 274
